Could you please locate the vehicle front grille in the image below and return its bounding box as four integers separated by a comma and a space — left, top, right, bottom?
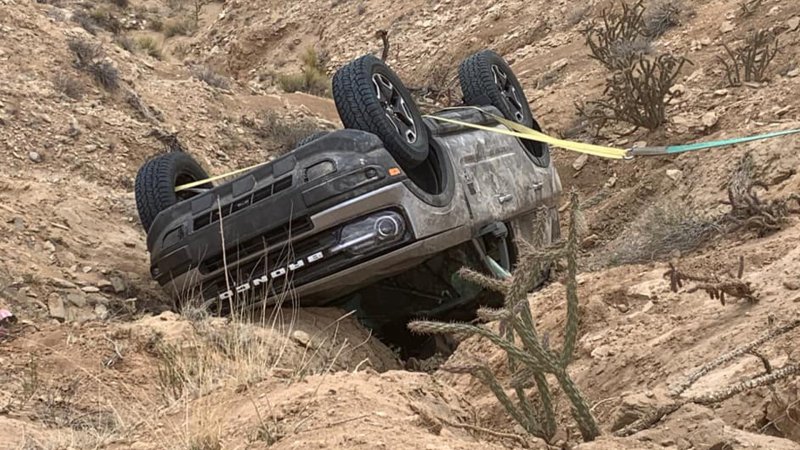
193, 176, 293, 231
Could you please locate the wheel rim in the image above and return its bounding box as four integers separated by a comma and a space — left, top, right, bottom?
491, 64, 526, 123
372, 73, 418, 144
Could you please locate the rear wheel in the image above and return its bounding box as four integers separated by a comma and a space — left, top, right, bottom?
134, 152, 211, 233
333, 54, 429, 168
458, 49, 550, 167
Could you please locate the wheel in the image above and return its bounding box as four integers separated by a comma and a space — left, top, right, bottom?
295, 130, 330, 148
134, 152, 211, 233
458, 49, 550, 166
333, 54, 429, 168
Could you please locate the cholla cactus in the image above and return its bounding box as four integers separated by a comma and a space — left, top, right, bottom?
409, 189, 600, 442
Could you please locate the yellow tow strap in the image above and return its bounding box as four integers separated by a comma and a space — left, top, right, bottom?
424, 106, 629, 160
174, 106, 628, 192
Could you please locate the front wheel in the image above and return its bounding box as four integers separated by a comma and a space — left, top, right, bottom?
134, 152, 211, 233
333, 54, 429, 168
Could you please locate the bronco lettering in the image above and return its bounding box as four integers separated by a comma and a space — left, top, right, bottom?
216, 251, 325, 301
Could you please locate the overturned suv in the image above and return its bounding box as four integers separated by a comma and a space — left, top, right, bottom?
135, 50, 563, 354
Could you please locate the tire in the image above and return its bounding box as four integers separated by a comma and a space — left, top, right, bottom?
295, 131, 330, 148
134, 152, 211, 233
333, 54, 429, 168
459, 49, 550, 166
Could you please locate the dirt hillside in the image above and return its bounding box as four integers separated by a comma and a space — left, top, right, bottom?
2, 0, 800, 448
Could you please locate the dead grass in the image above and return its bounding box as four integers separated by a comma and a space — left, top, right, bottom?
164, 17, 196, 37
191, 65, 230, 89
277, 47, 330, 97
643, 0, 683, 38
249, 110, 322, 155
136, 36, 163, 59
53, 74, 85, 100
67, 38, 120, 92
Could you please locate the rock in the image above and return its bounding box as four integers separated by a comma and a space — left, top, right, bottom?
50, 277, 77, 289
701, 111, 718, 128
604, 175, 618, 188
713, 89, 729, 96
48, 293, 66, 320
67, 292, 87, 308
787, 68, 800, 78
110, 276, 126, 294
666, 169, 683, 182
550, 58, 569, 72
611, 392, 662, 431
94, 303, 109, 320
581, 234, 599, 249
28, 151, 42, 163
789, 17, 800, 31
591, 345, 614, 359
721, 21, 734, 33
784, 281, 800, 291
669, 84, 686, 96
81, 286, 100, 293
572, 154, 589, 171
291, 330, 319, 349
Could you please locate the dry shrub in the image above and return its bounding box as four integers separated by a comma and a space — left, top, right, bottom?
567, 5, 590, 26
136, 36, 163, 59
643, 0, 683, 37
277, 47, 331, 97
580, 53, 689, 131
115, 34, 136, 53
718, 29, 779, 87
53, 74, 85, 100
191, 65, 231, 89
583, 0, 652, 71
601, 201, 722, 267
67, 38, 120, 91
164, 17, 196, 37
251, 110, 321, 155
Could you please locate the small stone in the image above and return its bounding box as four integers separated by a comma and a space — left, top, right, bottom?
82, 266, 92, 273
12, 217, 25, 231
572, 154, 589, 171
81, 286, 100, 293
67, 292, 87, 307
28, 151, 41, 163
669, 84, 686, 96
784, 281, 800, 291
666, 169, 683, 182
291, 330, 317, 348
787, 68, 800, 78
581, 234, 599, 249
50, 278, 77, 289
43, 240, 56, 253
642, 301, 655, 314
721, 21, 734, 33
789, 17, 800, 31
48, 293, 66, 320
94, 303, 109, 320
702, 111, 719, 128
591, 345, 613, 359
604, 175, 618, 188
110, 276, 126, 294
713, 89, 729, 96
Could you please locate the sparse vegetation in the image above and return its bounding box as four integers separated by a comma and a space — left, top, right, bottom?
581, 53, 690, 131
191, 65, 231, 89
164, 17, 196, 37
410, 192, 600, 443
739, 0, 763, 17
136, 36, 163, 59
276, 47, 331, 97
68, 38, 120, 91
250, 110, 321, 155
53, 74, 85, 100
665, 256, 758, 305
583, 0, 652, 71
718, 29, 779, 86
567, 5, 590, 26
643, 0, 682, 38
114, 34, 136, 53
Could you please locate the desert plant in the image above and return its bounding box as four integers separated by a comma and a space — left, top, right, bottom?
643, 0, 682, 37
163, 17, 196, 37
616, 318, 800, 436
136, 36, 163, 59
251, 110, 321, 155
276, 47, 331, 97
583, 53, 689, 131
567, 5, 590, 26
71, 10, 100, 35
67, 38, 120, 91
739, 0, 762, 17
53, 74, 85, 100
191, 65, 231, 89
114, 34, 136, 53
583, 0, 653, 70
108, 0, 129, 8
409, 191, 601, 442
717, 29, 779, 86
664, 256, 758, 305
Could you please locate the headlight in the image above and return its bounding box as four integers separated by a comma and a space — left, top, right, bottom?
330, 211, 407, 255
